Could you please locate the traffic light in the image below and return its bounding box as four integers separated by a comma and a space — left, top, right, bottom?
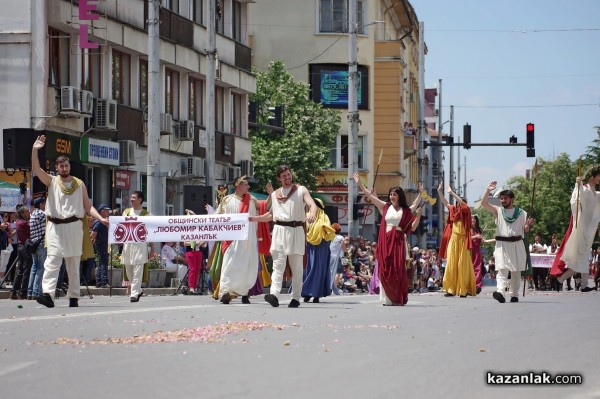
526, 123, 535, 157
509, 135, 517, 144
463, 124, 471, 149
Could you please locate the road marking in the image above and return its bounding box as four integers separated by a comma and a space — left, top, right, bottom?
0, 361, 37, 377
0, 304, 214, 323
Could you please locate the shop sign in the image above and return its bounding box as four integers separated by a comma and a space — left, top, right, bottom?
44, 132, 81, 162
115, 170, 131, 190
315, 170, 368, 192
81, 137, 120, 166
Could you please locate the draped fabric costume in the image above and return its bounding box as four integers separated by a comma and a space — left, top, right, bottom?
248, 200, 272, 296
376, 203, 413, 306
471, 233, 483, 289
553, 183, 600, 276
122, 208, 150, 298
439, 204, 476, 296
42, 176, 89, 299
492, 206, 528, 297
216, 193, 259, 299
301, 205, 335, 299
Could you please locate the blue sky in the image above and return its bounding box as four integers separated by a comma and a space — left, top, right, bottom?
413, 0, 600, 200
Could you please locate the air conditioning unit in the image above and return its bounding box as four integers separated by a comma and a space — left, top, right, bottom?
60, 86, 80, 115
240, 160, 254, 178
160, 113, 173, 135
96, 98, 118, 130
175, 120, 194, 141
227, 166, 241, 183
119, 140, 136, 166
80, 90, 94, 116
181, 157, 205, 177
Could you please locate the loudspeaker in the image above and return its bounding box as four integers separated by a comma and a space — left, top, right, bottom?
324, 205, 338, 224
2, 128, 43, 169
183, 185, 212, 215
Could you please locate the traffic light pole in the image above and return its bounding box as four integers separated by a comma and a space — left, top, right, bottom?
425, 142, 531, 147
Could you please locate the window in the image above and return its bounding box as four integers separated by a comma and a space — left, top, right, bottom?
319, 0, 364, 34
232, 1, 242, 42
48, 28, 70, 87
215, 86, 224, 131
230, 92, 243, 136
192, 0, 204, 24
216, 0, 225, 34
81, 48, 101, 96
112, 50, 131, 105
340, 135, 365, 169
165, 68, 180, 118
139, 59, 148, 110
165, 0, 179, 13
189, 77, 204, 126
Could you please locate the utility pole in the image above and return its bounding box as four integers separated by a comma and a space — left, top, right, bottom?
417, 21, 425, 185
449, 105, 454, 204
436, 79, 443, 248
205, 0, 217, 204
147, 0, 162, 216
347, 0, 358, 238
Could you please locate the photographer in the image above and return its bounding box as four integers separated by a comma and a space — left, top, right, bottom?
9, 205, 32, 300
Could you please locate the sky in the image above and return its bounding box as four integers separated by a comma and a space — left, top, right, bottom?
412, 0, 600, 200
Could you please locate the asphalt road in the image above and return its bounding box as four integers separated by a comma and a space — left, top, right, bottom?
0, 285, 598, 399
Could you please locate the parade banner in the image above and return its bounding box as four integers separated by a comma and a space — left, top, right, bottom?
108, 213, 248, 244
530, 253, 555, 269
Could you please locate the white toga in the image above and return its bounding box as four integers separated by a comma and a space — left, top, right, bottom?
562, 183, 600, 273
45, 176, 85, 257
270, 185, 307, 255
493, 206, 527, 272
121, 208, 151, 265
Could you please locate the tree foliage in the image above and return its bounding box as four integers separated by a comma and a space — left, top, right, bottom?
250, 61, 341, 191
583, 126, 600, 167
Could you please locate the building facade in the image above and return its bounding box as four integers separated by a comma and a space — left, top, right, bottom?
0, 0, 255, 213
249, 0, 423, 239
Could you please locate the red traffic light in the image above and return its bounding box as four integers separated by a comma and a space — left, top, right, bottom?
526, 123, 534, 132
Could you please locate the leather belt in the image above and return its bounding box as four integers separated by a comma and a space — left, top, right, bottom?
274, 220, 304, 228
48, 215, 81, 225
495, 235, 522, 242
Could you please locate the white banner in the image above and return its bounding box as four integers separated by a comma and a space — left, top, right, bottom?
531, 253, 555, 269
108, 213, 248, 244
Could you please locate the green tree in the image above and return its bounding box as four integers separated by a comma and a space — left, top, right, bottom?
250, 61, 341, 190
505, 153, 576, 243
582, 126, 600, 167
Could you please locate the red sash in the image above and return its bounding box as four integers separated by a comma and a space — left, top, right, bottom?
221, 193, 250, 254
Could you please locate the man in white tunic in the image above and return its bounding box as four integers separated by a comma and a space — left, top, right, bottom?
122, 191, 151, 302
250, 165, 318, 308
31, 135, 108, 308
481, 182, 533, 303
557, 166, 600, 292
217, 176, 259, 304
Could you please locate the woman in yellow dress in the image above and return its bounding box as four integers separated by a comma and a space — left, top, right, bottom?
437, 182, 476, 297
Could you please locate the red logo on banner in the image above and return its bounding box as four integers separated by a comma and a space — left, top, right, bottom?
113, 217, 148, 243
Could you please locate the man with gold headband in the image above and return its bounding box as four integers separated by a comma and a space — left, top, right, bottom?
216, 175, 260, 304
550, 164, 600, 292
31, 135, 108, 308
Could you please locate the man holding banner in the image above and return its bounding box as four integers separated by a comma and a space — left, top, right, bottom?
250, 165, 318, 308
122, 191, 151, 303
216, 176, 260, 304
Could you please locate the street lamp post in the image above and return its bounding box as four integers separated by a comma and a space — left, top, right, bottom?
347, 0, 359, 238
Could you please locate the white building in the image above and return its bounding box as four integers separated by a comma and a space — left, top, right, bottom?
0, 0, 256, 213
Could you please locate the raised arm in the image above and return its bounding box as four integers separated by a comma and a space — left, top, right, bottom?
481, 181, 498, 217
409, 181, 423, 212
353, 172, 386, 213
447, 185, 466, 206
31, 135, 52, 186
436, 182, 451, 210
411, 205, 424, 231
